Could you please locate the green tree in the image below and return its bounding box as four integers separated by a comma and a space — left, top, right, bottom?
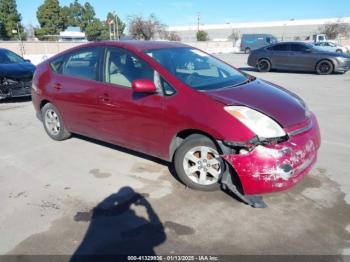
35, 0, 64, 40
85, 19, 108, 41
81, 2, 96, 31
0, 0, 25, 40
196, 30, 209, 41
62, 0, 83, 29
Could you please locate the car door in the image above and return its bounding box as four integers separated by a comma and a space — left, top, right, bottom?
48, 47, 104, 138
268, 43, 291, 69
289, 43, 316, 71
95, 46, 166, 157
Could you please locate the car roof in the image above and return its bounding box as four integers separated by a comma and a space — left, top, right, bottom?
77, 40, 189, 52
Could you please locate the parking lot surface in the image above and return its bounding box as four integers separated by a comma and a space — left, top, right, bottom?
0, 54, 350, 256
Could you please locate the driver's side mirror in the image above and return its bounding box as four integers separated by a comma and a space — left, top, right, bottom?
24, 59, 31, 63
131, 79, 157, 94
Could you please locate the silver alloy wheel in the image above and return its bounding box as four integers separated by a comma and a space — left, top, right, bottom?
44, 109, 61, 136
183, 146, 222, 185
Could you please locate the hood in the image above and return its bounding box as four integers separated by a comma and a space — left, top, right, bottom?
0, 62, 35, 79
204, 79, 307, 128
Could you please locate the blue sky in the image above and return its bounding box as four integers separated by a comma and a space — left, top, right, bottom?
18, 0, 350, 27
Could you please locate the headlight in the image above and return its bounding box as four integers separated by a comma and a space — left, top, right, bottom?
337, 57, 347, 63
224, 106, 286, 138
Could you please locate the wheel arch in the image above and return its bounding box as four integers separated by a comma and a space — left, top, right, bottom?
169, 129, 222, 161
315, 58, 335, 71
257, 57, 272, 68
39, 99, 51, 110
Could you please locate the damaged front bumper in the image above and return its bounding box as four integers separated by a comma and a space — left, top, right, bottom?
0, 78, 32, 99
222, 113, 321, 195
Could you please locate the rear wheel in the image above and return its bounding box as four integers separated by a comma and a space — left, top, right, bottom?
336, 49, 343, 53
316, 60, 334, 75
174, 134, 224, 191
41, 103, 71, 141
244, 48, 251, 54
256, 58, 271, 72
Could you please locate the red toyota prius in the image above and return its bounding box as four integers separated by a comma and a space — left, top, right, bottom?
32, 41, 321, 198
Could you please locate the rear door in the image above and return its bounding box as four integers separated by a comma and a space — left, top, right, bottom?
268, 43, 291, 69
95, 46, 166, 157
48, 47, 103, 138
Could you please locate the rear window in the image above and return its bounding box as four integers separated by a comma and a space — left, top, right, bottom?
50, 48, 101, 81
272, 44, 289, 51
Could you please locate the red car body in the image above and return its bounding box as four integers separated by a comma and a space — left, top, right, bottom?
32, 41, 321, 195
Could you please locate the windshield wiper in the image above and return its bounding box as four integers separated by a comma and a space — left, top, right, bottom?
231, 76, 256, 87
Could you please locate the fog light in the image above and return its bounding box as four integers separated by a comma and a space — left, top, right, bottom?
239, 149, 249, 155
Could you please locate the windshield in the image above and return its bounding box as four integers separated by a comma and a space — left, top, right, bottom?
145, 48, 248, 91
0, 49, 25, 64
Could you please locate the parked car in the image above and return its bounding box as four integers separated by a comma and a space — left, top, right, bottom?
0, 48, 36, 100
248, 42, 350, 74
240, 34, 278, 54
314, 41, 348, 53
32, 41, 320, 197
305, 34, 328, 43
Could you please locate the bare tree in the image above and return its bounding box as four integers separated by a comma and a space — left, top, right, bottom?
128, 14, 166, 40
319, 21, 350, 39
228, 29, 240, 41
24, 24, 35, 40
161, 31, 181, 41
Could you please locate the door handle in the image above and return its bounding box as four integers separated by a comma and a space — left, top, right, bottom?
99, 93, 110, 102
98, 93, 120, 108
53, 83, 61, 90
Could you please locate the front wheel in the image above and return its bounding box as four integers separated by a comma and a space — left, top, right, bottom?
316, 60, 334, 75
174, 135, 224, 191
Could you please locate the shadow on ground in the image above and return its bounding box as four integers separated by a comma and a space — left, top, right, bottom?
70, 187, 166, 260
0, 96, 32, 104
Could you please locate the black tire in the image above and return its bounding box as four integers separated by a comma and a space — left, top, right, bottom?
336, 49, 343, 53
174, 134, 224, 191
316, 60, 334, 75
41, 103, 71, 141
256, 58, 271, 72
244, 48, 251, 54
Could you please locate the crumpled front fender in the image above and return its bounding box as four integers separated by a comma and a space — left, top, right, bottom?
223, 114, 321, 195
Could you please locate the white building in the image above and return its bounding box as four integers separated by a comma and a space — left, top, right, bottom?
169, 17, 350, 42
59, 27, 87, 42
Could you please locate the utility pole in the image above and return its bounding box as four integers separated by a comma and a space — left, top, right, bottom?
16, 23, 24, 57
197, 12, 200, 32
113, 11, 119, 40
108, 20, 112, 40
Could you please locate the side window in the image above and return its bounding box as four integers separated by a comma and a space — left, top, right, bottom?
272, 44, 289, 51
50, 56, 66, 74
104, 47, 155, 88
62, 48, 100, 81
291, 44, 309, 52
161, 78, 176, 96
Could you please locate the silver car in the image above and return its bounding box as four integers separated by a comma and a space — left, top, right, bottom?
314, 41, 348, 53
247, 42, 350, 75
